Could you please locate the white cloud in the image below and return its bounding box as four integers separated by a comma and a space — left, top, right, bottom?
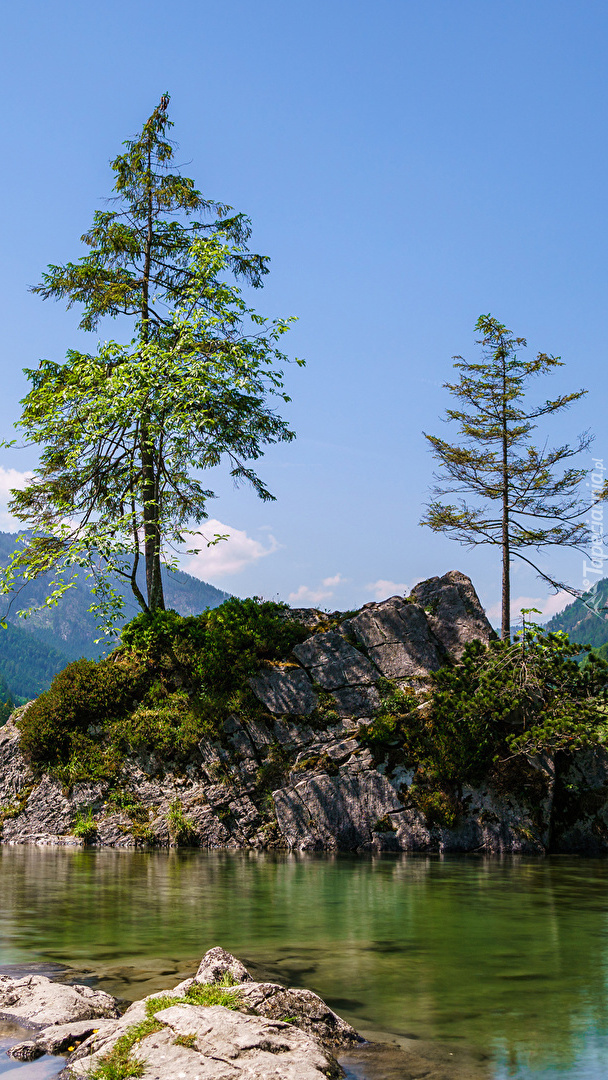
183, 519, 279, 579
486, 591, 572, 625
322, 572, 347, 588
288, 572, 350, 607
288, 583, 335, 606
365, 578, 409, 601
0, 467, 31, 530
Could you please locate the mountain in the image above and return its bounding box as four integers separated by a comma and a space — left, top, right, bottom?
0, 532, 231, 703
544, 579, 608, 649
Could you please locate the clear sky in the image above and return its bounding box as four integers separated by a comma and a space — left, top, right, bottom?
1, 0, 608, 622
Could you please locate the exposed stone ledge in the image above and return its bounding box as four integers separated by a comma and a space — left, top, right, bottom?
5, 947, 361, 1080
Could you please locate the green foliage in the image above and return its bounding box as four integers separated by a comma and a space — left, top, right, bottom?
146, 982, 242, 1015
359, 630, 608, 817
421, 315, 592, 637
16, 597, 306, 781
358, 686, 420, 751
173, 1034, 197, 1048
167, 798, 197, 845
106, 789, 153, 843
430, 630, 608, 770
88, 1017, 161, 1080
407, 787, 462, 829
72, 807, 97, 842
256, 742, 291, 795
17, 657, 140, 778
372, 815, 396, 833
123, 598, 307, 692
5, 97, 302, 626
306, 686, 342, 731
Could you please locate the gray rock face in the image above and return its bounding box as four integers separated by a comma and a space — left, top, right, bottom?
0, 716, 33, 810
195, 947, 253, 986
249, 667, 318, 715
62, 948, 351, 1080
0, 974, 120, 1029
3, 568, 599, 857
330, 685, 381, 717
274, 755, 556, 855
410, 570, 494, 658
293, 632, 378, 689
274, 770, 404, 850
64, 1006, 343, 1079
237, 982, 359, 1047
348, 600, 445, 678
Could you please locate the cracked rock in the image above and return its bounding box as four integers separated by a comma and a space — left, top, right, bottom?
293, 632, 378, 689
249, 667, 318, 716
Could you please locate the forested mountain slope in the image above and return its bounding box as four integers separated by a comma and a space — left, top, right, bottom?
0, 532, 230, 702
545, 579, 608, 648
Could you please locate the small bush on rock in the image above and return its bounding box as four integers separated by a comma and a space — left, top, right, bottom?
121, 598, 308, 693
17, 597, 305, 782
362, 628, 608, 796
72, 807, 97, 842
167, 797, 197, 845
18, 658, 141, 775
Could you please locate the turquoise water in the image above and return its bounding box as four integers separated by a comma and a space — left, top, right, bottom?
1, 848, 608, 1078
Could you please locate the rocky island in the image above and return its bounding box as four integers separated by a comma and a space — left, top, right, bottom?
0, 570, 607, 855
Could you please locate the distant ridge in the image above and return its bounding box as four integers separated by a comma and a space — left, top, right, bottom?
0, 532, 231, 703
545, 579, 608, 649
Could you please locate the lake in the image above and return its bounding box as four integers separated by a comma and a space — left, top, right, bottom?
1, 848, 607, 1079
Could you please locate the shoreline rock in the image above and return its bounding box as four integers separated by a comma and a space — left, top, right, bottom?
5, 947, 362, 1079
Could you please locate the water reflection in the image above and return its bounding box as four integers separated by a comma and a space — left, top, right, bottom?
1, 848, 608, 1078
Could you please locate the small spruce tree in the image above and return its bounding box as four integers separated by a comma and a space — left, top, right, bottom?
421, 315, 592, 639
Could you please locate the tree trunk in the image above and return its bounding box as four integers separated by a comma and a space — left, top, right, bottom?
141, 432, 165, 612
501, 354, 510, 640
140, 141, 165, 613
501, 512, 510, 640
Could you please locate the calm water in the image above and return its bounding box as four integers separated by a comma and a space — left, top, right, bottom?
1, 849, 608, 1079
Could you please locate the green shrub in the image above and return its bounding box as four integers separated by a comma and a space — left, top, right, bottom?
106, 789, 154, 843
407, 785, 461, 828
16, 597, 307, 780
122, 597, 308, 693
430, 630, 608, 781
18, 658, 139, 772
360, 630, 608, 798
167, 797, 197, 845
72, 806, 98, 842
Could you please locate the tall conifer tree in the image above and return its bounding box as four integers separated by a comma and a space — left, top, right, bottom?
421, 315, 592, 639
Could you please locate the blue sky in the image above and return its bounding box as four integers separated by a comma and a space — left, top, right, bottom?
1, 0, 608, 622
